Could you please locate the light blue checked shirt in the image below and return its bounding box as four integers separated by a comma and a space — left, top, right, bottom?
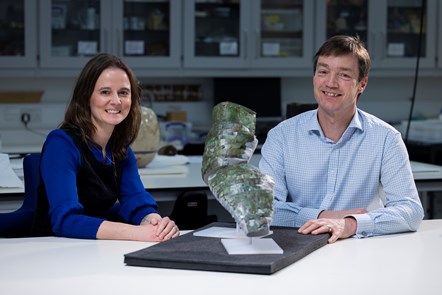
259, 109, 424, 238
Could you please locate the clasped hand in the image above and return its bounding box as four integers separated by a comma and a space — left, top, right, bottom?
140, 213, 180, 242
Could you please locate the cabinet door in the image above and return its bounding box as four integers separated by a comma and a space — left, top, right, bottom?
250, 0, 314, 69
372, 0, 437, 69
315, 0, 371, 55
183, 0, 251, 68
0, 0, 37, 68
39, 0, 106, 69
112, 0, 181, 69
315, 0, 437, 70
438, 0, 442, 69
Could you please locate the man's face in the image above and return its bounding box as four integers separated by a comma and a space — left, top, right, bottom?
313, 54, 367, 117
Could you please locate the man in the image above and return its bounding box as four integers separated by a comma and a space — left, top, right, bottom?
259, 35, 424, 243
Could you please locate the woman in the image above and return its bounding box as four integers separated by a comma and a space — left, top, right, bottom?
32, 53, 179, 241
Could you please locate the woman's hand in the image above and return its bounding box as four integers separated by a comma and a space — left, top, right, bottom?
141, 213, 180, 241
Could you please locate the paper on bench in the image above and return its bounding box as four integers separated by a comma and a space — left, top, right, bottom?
0, 153, 24, 188
138, 155, 190, 175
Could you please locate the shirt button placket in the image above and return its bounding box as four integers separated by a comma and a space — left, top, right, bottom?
323, 145, 338, 206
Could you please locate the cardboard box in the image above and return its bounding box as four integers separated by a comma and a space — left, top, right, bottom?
0, 91, 43, 103
166, 111, 187, 122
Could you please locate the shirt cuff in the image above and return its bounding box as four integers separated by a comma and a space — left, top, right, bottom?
346, 214, 373, 238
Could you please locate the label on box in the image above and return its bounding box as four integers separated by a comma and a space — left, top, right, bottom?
262, 42, 280, 56
125, 41, 144, 55
78, 41, 97, 55
220, 42, 238, 55
387, 43, 405, 57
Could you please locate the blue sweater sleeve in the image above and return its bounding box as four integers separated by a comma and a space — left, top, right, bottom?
41, 129, 159, 239
117, 146, 159, 225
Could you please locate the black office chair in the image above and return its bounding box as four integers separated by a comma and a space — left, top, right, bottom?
0, 153, 40, 238
169, 190, 217, 230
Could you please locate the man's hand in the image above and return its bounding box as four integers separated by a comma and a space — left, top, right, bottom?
298, 217, 358, 243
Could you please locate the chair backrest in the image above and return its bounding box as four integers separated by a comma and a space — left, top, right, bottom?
22, 153, 41, 211
0, 153, 40, 238
169, 190, 217, 230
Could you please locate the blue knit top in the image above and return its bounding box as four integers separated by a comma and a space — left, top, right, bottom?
35, 129, 158, 239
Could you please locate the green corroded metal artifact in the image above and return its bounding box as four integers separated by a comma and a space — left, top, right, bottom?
202, 102, 258, 183
208, 163, 274, 237
201, 101, 274, 237
210, 101, 256, 134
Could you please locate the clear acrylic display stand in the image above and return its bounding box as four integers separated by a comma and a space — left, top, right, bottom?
193, 223, 283, 255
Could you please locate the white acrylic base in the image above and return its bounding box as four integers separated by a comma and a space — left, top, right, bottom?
193, 226, 248, 239
193, 225, 282, 255
221, 238, 283, 255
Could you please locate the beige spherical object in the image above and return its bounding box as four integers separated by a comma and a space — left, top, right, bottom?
131, 106, 160, 168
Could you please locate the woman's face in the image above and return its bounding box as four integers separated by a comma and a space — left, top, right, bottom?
90, 67, 132, 133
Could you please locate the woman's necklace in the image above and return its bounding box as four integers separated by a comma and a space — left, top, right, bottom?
86, 142, 119, 194
108, 153, 118, 182
104, 149, 118, 184
93, 144, 117, 180
103, 150, 115, 166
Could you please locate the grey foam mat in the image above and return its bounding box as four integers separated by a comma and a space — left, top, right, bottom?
124, 222, 329, 275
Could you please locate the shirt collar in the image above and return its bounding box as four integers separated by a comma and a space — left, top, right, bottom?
308, 108, 364, 137
351, 109, 363, 131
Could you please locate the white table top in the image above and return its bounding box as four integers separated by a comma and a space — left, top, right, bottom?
0, 219, 441, 295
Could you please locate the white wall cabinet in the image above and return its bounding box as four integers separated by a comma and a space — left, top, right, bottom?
0, 0, 37, 68
315, 0, 438, 70
250, 0, 314, 69
38, 0, 181, 70
183, 0, 314, 69
1, 0, 442, 76
438, 1, 442, 69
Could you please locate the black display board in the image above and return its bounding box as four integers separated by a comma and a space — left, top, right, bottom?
124, 222, 329, 275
